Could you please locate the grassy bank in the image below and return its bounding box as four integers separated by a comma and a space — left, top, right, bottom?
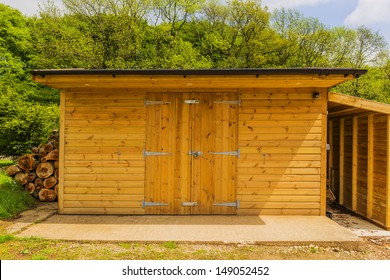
0, 169, 36, 220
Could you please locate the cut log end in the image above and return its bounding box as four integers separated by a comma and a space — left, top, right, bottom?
36, 162, 54, 179
17, 154, 35, 171
39, 189, 57, 202
14, 172, 29, 185
6, 165, 20, 176
43, 176, 57, 189
25, 182, 35, 194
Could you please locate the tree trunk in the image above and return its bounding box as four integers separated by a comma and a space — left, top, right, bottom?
17, 154, 36, 171
25, 182, 35, 194
36, 162, 54, 179
6, 165, 20, 176
39, 189, 57, 202
43, 176, 57, 189
41, 149, 59, 162
14, 172, 29, 185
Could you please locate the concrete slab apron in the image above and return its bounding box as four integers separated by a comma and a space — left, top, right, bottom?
15, 215, 359, 243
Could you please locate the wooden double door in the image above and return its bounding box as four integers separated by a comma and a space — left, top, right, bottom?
144, 92, 238, 214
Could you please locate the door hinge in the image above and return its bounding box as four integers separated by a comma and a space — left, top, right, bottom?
142, 200, 169, 208
143, 150, 172, 157
214, 100, 241, 105
144, 100, 171, 106
213, 200, 240, 209
181, 202, 198, 207
209, 149, 240, 157
184, 99, 200, 104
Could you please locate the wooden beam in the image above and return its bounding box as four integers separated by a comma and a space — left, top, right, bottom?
339, 118, 345, 205
352, 116, 358, 211
386, 115, 390, 228
32, 74, 355, 90
58, 90, 65, 214
329, 92, 390, 115
320, 90, 328, 216
367, 114, 374, 218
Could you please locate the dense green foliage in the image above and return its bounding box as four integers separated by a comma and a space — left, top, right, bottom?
0, 171, 36, 219
0, 0, 389, 155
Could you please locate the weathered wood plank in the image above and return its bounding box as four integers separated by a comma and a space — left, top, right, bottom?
339, 118, 345, 205
62, 208, 145, 215
237, 181, 321, 188
238, 209, 320, 215
238, 167, 320, 175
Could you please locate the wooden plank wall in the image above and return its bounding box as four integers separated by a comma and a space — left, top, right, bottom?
330, 113, 389, 228
60, 90, 146, 214
372, 115, 387, 224
357, 116, 368, 216
237, 88, 324, 215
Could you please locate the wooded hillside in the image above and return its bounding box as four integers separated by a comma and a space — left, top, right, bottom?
0, 0, 389, 156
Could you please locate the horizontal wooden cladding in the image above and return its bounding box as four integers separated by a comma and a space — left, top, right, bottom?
240, 140, 321, 147
238, 208, 320, 215
238, 181, 321, 188
240, 106, 322, 114
239, 120, 322, 127
34, 74, 354, 89
64, 174, 144, 181
61, 208, 145, 214
238, 188, 320, 195
65, 139, 144, 147
239, 113, 321, 121
238, 167, 320, 175
238, 174, 320, 182
66, 120, 145, 127
65, 106, 146, 114
238, 195, 320, 202
66, 99, 145, 107
65, 160, 144, 167
65, 154, 144, 161
239, 147, 321, 154
64, 167, 144, 174
64, 146, 143, 154
65, 187, 144, 195
64, 200, 142, 208
238, 160, 321, 168
64, 194, 144, 201
239, 202, 320, 209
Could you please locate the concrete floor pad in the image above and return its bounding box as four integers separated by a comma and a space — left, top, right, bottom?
15, 214, 359, 243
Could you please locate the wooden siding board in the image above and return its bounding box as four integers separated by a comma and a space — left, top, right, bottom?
237, 88, 323, 215
372, 114, 388, 226
63, 91, 146, 214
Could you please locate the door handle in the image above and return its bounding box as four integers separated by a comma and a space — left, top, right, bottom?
189, 151, 203, 158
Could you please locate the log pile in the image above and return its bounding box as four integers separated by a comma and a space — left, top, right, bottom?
6, 130, 59, 202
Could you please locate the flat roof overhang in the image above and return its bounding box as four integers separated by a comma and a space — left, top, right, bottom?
31, 68, 367, 90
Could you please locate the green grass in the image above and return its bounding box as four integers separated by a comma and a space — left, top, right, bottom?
0, 159, 15, 168
0, 171, 36, 219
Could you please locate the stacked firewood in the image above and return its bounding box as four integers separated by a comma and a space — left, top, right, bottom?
6, 130, 59, 201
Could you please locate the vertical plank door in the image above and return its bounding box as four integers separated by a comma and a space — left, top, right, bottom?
145, 92, 238, 214
190, 93, 238, 214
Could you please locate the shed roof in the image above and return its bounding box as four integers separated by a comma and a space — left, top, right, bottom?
328, 92, 390, 117
31, 68, 366, 89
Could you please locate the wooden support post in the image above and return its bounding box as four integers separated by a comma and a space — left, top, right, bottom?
367, 114, 374, 218
328, 120, 334, 192
58, 90, 65, 214
386, 115, 390, 228
352, 116, 358, 211
320, 90, 328, 216
339, 118, 345, 205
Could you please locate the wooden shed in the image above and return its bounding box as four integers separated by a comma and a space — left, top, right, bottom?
30, 68, 389, 227
328, 92, 390, 230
